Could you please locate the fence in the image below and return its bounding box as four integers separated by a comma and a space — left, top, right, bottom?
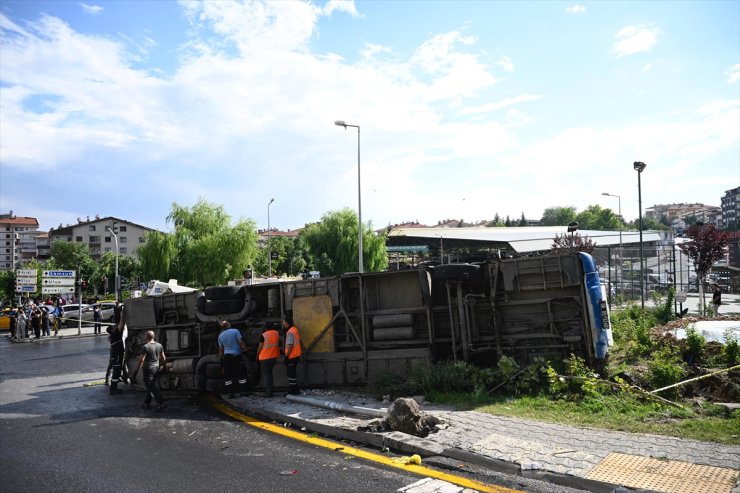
593, 242, 706, 305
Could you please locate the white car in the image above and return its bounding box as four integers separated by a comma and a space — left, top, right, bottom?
86, 302, 116, 323
60, 304, 91, 327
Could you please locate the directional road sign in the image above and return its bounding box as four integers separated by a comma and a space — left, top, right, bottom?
16, 269, 37, 277
15, 285, 37, 293
43, 270, 76, 278
15, 277, 37, 286
42, 278, 76, 286
42, 286, 75, 294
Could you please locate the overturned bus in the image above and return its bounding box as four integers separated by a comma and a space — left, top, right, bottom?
123, 252, 612, 393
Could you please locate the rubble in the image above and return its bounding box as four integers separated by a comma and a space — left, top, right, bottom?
383, 397, 441, 438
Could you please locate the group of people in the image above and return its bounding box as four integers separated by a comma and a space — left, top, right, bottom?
218, 317, 302, 398
6, 302, 61, 340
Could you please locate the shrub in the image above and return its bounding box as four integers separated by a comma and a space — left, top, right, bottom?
684, 326, 706, 365
647, 347, 687, 397
723, 330, 739, 365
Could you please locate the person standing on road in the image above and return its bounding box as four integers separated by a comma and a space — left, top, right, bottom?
257, 324, 280, 397
41, 308, 51, 337
283, 318, 302, 395
16, 309, 26, 340
107, 321, 126, 394
131, 330, 167, 411
712, 283, 722, 316
9, 307, 16, 340
93, 305, 102, 335
217, 321, 249, 398
31, 307, 41, 339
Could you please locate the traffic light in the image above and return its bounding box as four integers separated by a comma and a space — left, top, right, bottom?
243, 268, 253, 280
81, 280, 88, 290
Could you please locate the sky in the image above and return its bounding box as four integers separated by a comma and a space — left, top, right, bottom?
1, 0, 738, 234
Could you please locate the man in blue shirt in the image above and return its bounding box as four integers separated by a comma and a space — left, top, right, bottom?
217, 320, 249, 398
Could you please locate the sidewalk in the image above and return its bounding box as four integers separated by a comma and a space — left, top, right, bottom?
8, 320, 114, 342
222, 391, 740, 493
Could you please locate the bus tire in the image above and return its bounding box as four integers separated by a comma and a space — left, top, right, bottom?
432, 264, 481, 281
204, 286, 243, 300
203, 299, 244, 315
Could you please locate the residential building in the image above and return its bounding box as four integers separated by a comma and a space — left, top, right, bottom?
0, 212, 39, 271
49, 216, 153, 260
721, 186, 739, 229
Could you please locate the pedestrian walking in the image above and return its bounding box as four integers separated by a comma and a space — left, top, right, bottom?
107, 322, 126, 394
131, 330, 167, 411
218, 321, 250, 398
712, 283, 722, 316
283, 317, 302, 395
93, 304, 102, 335
52, 304, 61, 336
257, 324, 280, 397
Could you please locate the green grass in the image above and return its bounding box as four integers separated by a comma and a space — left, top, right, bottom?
428, 391, 740, 445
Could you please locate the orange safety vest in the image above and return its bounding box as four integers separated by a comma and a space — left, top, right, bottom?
259, 329, 280, 361
285, 326, 302, 359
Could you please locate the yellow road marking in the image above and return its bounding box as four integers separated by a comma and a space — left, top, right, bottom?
208, 395, 522, 493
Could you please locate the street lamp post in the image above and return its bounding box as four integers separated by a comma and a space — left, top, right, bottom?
335, 120, 363, 273
106, 225, 119, 302
633, 161, 647, 308
268, 198, 275, 278
567, 221, 579, 251
602, 192, 623, 301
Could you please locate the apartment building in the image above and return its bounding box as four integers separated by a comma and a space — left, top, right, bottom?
49, 216, 153, 260
0, 212, 40, 272
721, 186, 739, 230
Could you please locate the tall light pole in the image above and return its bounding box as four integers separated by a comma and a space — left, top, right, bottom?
106, 225, 119, 302
601, 192, 623, 254
267, 198, 275, 278
334, 120, 363, 273
634, 161, 647, 308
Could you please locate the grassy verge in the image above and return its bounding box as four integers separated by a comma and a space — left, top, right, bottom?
428, 391, 740, 445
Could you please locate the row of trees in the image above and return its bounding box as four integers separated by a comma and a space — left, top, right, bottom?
540, 205, 668, 231
135, 200, 388, 288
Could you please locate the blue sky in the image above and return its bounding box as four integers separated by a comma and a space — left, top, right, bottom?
1, 0, 738, 233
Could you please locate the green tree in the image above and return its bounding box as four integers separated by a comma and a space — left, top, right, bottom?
487, 213, 505, 227
0, 270, 15, 303
97, 252, 143, 296
628, 216, 669, 231
541, 206, 577, 226
575, 205, 622, 230
137, 199, 260, 287
300, 208, 388, 276
518, 212, 527, 227
48, 240, 98, 286
253, 235, 308, 278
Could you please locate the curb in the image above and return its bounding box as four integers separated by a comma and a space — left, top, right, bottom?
224, 396, 622, 493
5, 332, 104, 343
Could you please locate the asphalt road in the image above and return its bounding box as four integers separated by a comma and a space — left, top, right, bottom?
0, 336, 589, 493
0, 336, 425, 492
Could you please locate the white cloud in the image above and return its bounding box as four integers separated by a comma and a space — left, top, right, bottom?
497, 55, 514, 72
79, 3, 104, 15
566, 5, 586, 14
727, 63, 740, 84
459, 94, 542, 115
612, 24, 661, 57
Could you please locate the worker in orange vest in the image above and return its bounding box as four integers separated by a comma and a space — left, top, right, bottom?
257, 323, 280, 397
283, 317, 302, 395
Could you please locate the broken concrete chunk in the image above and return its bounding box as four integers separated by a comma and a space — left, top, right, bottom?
384, 397, 441, 437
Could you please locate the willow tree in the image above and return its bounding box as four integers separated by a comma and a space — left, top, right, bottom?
301, 208, 388, 276
138, 199, 259, 288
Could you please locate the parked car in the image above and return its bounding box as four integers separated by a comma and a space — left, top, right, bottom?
59, 304, 91, 327
0, 308, 13, 331
86, 302, 116, 323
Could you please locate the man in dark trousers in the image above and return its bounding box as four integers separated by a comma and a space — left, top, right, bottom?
217, 320, 250, 398
131, 330, 167, 411
257, 324, 280, 397
107, 319, 127, 394
282, 317, 302, 395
